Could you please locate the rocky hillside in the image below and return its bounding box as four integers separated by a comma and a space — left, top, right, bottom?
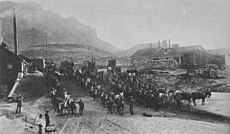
0, 1, 121, 53
115, 42, 158, 57
20, 43, 112, 66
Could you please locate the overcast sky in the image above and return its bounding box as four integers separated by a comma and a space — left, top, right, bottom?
1, 0, 230, 49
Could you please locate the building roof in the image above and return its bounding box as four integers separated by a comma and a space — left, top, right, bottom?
18, 54, 32, 63
154, 45, 207, 58
131, 45, 207, 59
207, 48, 230, 56
0, 42, 23, 62
131, 47, 161, 58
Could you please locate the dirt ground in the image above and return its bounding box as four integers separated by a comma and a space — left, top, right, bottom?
195, 92, 230, 118
1, 77, 230, 134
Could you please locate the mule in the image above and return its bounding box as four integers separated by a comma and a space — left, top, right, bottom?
175, 92, 191, 105
191, 91, 211, 106
174, 93, 183, 110
58, 99, 70, 117
69, 100, 78, 117
168, 90, 174, 103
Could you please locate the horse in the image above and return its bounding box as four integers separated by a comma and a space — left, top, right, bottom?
175, 91, 191, 105
158, 89, 167, 104
58, 99, 70, 117
191, 91, 211, 106
69, 99, 78, 117
168, 90, 174, 103
174, 93, 183, 110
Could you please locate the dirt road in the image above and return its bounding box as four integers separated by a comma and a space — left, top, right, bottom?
0, 78, 230, 134
55, 78, 230, 134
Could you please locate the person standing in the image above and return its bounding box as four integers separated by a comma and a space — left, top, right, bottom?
154, 92, 159, 112
120, 98, 125, 115
37, 114, 44, 134
15, 96, 22, 114
107, 97, 113, 114
77, 99, 84, 116
175, 93, 182, 110
129, 96, 135, 115
45, 110, 50, 127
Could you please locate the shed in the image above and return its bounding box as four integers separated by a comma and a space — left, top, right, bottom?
131, 47, 162, 64
0, 42, 25, 96
153, 45, 211, 68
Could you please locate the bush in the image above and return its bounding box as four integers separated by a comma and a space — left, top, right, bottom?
17, 75, 47, 98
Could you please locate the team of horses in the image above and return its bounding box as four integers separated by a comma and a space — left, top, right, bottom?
47, 65, 213, 117
173, 89, 212, 109
50, 88, 79, 117
46, 73, 80, 118
84, 79, 212, 112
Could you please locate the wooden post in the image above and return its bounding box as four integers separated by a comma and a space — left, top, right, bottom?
13, 8, 18, 55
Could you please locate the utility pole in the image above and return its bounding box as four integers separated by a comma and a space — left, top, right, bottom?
45, 33, 47, 60
13, 8, 18, 55
0, 19, 2, 45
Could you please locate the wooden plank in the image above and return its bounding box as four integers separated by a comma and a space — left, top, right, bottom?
8, 78, 20, 98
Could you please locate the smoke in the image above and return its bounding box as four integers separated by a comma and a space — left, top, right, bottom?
0, 9, 13, 18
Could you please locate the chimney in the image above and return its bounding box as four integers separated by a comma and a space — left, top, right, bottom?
13, 8, 18, 55
158, 40, 161, 48
172, 44, 179, 48
161, 41, 164, 48
168, 39, 171, 48
0, 19, 2, 45
165, 39, 167, 49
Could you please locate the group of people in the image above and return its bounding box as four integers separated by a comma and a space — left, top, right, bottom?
36, 109, 52, 134
75, 67, 175, 115
76, 66, 212, 114
47, 63, 212, 118
46, 72, 85, 117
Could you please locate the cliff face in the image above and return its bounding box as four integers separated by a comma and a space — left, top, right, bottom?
114, 43, 158, 57
0, 1, 121, 53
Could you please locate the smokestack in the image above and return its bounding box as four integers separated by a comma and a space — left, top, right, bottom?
150, 43, 152, 48
165, 39, 167, 49
158, 40, 161, 48
161, 41, 164, 48
13, 8, 18, 55
0, 19, 2, 45
168, 39, 171, 48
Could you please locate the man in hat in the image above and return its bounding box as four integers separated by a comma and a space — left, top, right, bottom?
37, 114, 44, 134
45, 109, 50, 127
15, 95, 22, 114
107, 97, 113, 114
77, 99, 84, 116
129, 96, 135, 115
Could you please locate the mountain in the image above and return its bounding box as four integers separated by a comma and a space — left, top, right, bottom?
114, 42, 158, 57
20, 43, 112, 66
0, 1, 121, 53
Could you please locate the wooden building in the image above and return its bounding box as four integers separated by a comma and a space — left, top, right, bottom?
131, 47, 162, 64
131, 45, 211, 69
0, 42, 26, 97
153, 45, 211, 69
108, 58, 116, 70
207, 48, 230, 68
